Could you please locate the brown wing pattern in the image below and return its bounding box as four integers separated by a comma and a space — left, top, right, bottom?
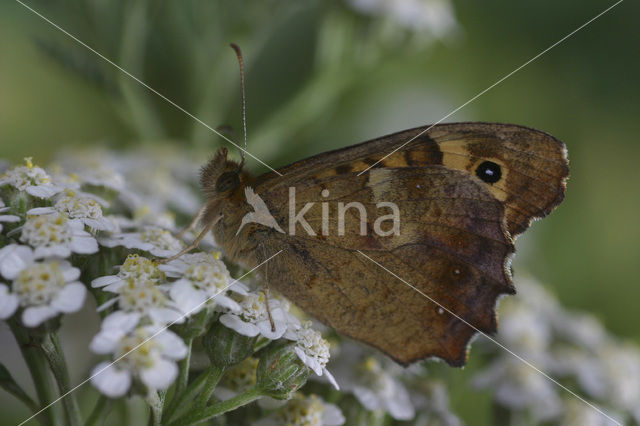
222, 122, 568, 365
254, 122, 569, 238
255, 167, 515, 365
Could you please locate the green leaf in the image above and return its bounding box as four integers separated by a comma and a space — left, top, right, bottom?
0, 362, 38, 412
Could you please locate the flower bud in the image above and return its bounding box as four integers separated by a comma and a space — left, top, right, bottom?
203, 320, 257, 368
256, 342, 310, 400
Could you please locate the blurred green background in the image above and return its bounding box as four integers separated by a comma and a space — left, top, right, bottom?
0, 0, 638, 424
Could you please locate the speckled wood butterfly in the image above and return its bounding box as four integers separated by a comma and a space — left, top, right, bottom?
195, 121, 568, 366
174, 47, 569, 366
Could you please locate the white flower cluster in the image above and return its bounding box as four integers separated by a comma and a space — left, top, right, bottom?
329, 340, 462, 423
0, 158, 105, 327
89, 252, 243, 397
0, 151, 342, 423
219, 292, 339, 389
474, 277, 639, 425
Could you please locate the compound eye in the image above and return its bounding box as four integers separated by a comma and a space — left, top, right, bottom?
215, 171, 240, 192
475, 161, 502, 184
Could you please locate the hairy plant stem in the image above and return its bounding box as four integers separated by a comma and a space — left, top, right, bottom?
40, 332, 83, 426
85, 395, 112, 426
163, 371, 206, 422
170, 386, 262, 426
164, 365, 224, 424
146, 390, 164, 426
175, 337, 193, 397
194, 364, 224, 409
9, 321, 62, 426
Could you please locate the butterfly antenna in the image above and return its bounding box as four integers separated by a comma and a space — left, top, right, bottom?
230, 43, 247, 170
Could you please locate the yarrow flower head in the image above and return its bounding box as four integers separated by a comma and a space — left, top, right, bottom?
0, 244, 86, 326
285, 321, 338, 390
351, 356, 414, 419
92, 255, 183, 325
27, 190, 115, 231
19, 212, 98, 259
92, 254, 165, 290
99, 226, 184, 258
219, 291, 299, 340
90, 312, 187, 397
0, 157, 62, 198
159, 252, 247, 315
329, 341, 416, 420
254, 393, 345, 426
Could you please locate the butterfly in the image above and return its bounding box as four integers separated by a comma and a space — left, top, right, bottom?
194, 122, 569, 366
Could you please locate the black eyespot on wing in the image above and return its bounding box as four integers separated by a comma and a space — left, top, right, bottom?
215, 171, 240, 192
475, 161, 502, 184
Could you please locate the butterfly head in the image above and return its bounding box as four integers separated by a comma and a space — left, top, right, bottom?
200, 147, 246, 201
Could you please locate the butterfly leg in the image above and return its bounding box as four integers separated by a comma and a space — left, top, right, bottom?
259, 242, 276, 333
157, 215, 220, 264
174, 204, 207, 240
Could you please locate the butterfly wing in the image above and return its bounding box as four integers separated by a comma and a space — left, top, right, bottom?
257, 122, 568, 238
225, 122, 568, 365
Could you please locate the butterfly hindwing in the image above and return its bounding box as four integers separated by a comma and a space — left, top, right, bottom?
254, 166, 514, 365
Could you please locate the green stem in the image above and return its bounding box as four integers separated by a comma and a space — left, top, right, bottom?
85, 395, 112, 426
40, 332, 82, 426
9, 320, 62, 426
164, 368, 213, 423
0, 362, 39, 413
146, 390, 163, 426
193, 365, 224, 409
169, 386, 262, 426
175, 338, 193, 398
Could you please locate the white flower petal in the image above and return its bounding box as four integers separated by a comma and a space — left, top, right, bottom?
22, 305, 58, 327
90, 329, 124, 354
140, 358, 178, 390
91, 275, 122, 288
34, 245, 71, 259
91, 362, 132, 398
70, 234, 98, 254
295, 346, 322, 375
219, 313, 260, 337
0, 214, 20, 223
149, 308, 184, 325
352, 386, 379, 411
257, 318, 286, 340
157, 262, 184, 278
0, 244, 33, 280
51, 283, 86, 313
170, 280, 207, 315
324, 368, 340, 391
96, 297, 118, 312
384, 380, 414, 420
228, 281, 249, 295
26, 184, 62, 199
25, 207, 56, 215
61, 264, 81, 282
323, 402, 346, 425
214, 295, 241, 312
102, 311, 141, 332
0, 285, 19, 319
154, 330, 188, 360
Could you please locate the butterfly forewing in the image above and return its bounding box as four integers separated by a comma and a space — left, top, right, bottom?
214, 122, 569, 366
